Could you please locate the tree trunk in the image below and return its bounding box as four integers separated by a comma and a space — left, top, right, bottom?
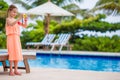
44, 14, 50, 35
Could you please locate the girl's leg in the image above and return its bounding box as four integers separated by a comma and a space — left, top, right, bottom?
9, 60, 15, 76
14, 60, 21, 75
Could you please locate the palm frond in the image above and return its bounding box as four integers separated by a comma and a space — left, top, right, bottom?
95, 0, 115, 6
92, 2, 120, 15
10, 0, 32, 9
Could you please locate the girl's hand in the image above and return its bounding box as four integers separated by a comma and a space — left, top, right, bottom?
20, 14, 28, 28
23, 14, 28, 22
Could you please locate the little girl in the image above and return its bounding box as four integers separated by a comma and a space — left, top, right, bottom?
5, 4, 27, 76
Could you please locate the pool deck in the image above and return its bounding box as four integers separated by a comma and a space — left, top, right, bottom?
0, 67, 120, 80
0, 49, 120, 80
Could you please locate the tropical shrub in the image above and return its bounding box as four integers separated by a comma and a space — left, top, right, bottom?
73, 35, 120, 52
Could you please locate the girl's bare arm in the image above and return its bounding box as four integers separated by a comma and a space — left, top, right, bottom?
6, 14, 22, 26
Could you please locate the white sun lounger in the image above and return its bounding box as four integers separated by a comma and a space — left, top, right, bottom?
26, 34, 56, 49
50, 33, 71, 51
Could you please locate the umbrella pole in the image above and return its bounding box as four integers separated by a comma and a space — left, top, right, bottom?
44, 14, 50, 35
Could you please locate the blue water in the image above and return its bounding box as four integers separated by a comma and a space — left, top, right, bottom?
28, 53, 120, 72
0, 53, 120, 72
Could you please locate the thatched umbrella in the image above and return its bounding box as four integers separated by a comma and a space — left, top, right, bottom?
26, 0, 74, 34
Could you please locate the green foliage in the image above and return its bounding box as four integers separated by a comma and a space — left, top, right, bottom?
0, 0, 8, 18
73, 35, 120, 52
0, 0, 8, 31
0, 0, 8, 48
0, 0, 8, 11
0, 18, 5, 32
53, 14, 120, 35
0, 33, 6, 48
53, 19, 82, 35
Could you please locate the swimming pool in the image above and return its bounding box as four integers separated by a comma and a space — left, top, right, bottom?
27, 53, 120, 72
0, 52, 120, 72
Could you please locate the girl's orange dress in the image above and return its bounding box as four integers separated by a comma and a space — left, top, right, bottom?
6, 22, 23, 61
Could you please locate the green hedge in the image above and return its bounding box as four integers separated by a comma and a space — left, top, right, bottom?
73, 35, 120, 52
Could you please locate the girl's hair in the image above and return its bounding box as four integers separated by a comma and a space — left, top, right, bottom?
7, 4, 17, 17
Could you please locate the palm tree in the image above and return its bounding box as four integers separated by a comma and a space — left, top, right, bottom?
91, 0, 120, 15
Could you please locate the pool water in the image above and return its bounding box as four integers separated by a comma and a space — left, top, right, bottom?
0, 53, 120, 72
28, 53, 120, 72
